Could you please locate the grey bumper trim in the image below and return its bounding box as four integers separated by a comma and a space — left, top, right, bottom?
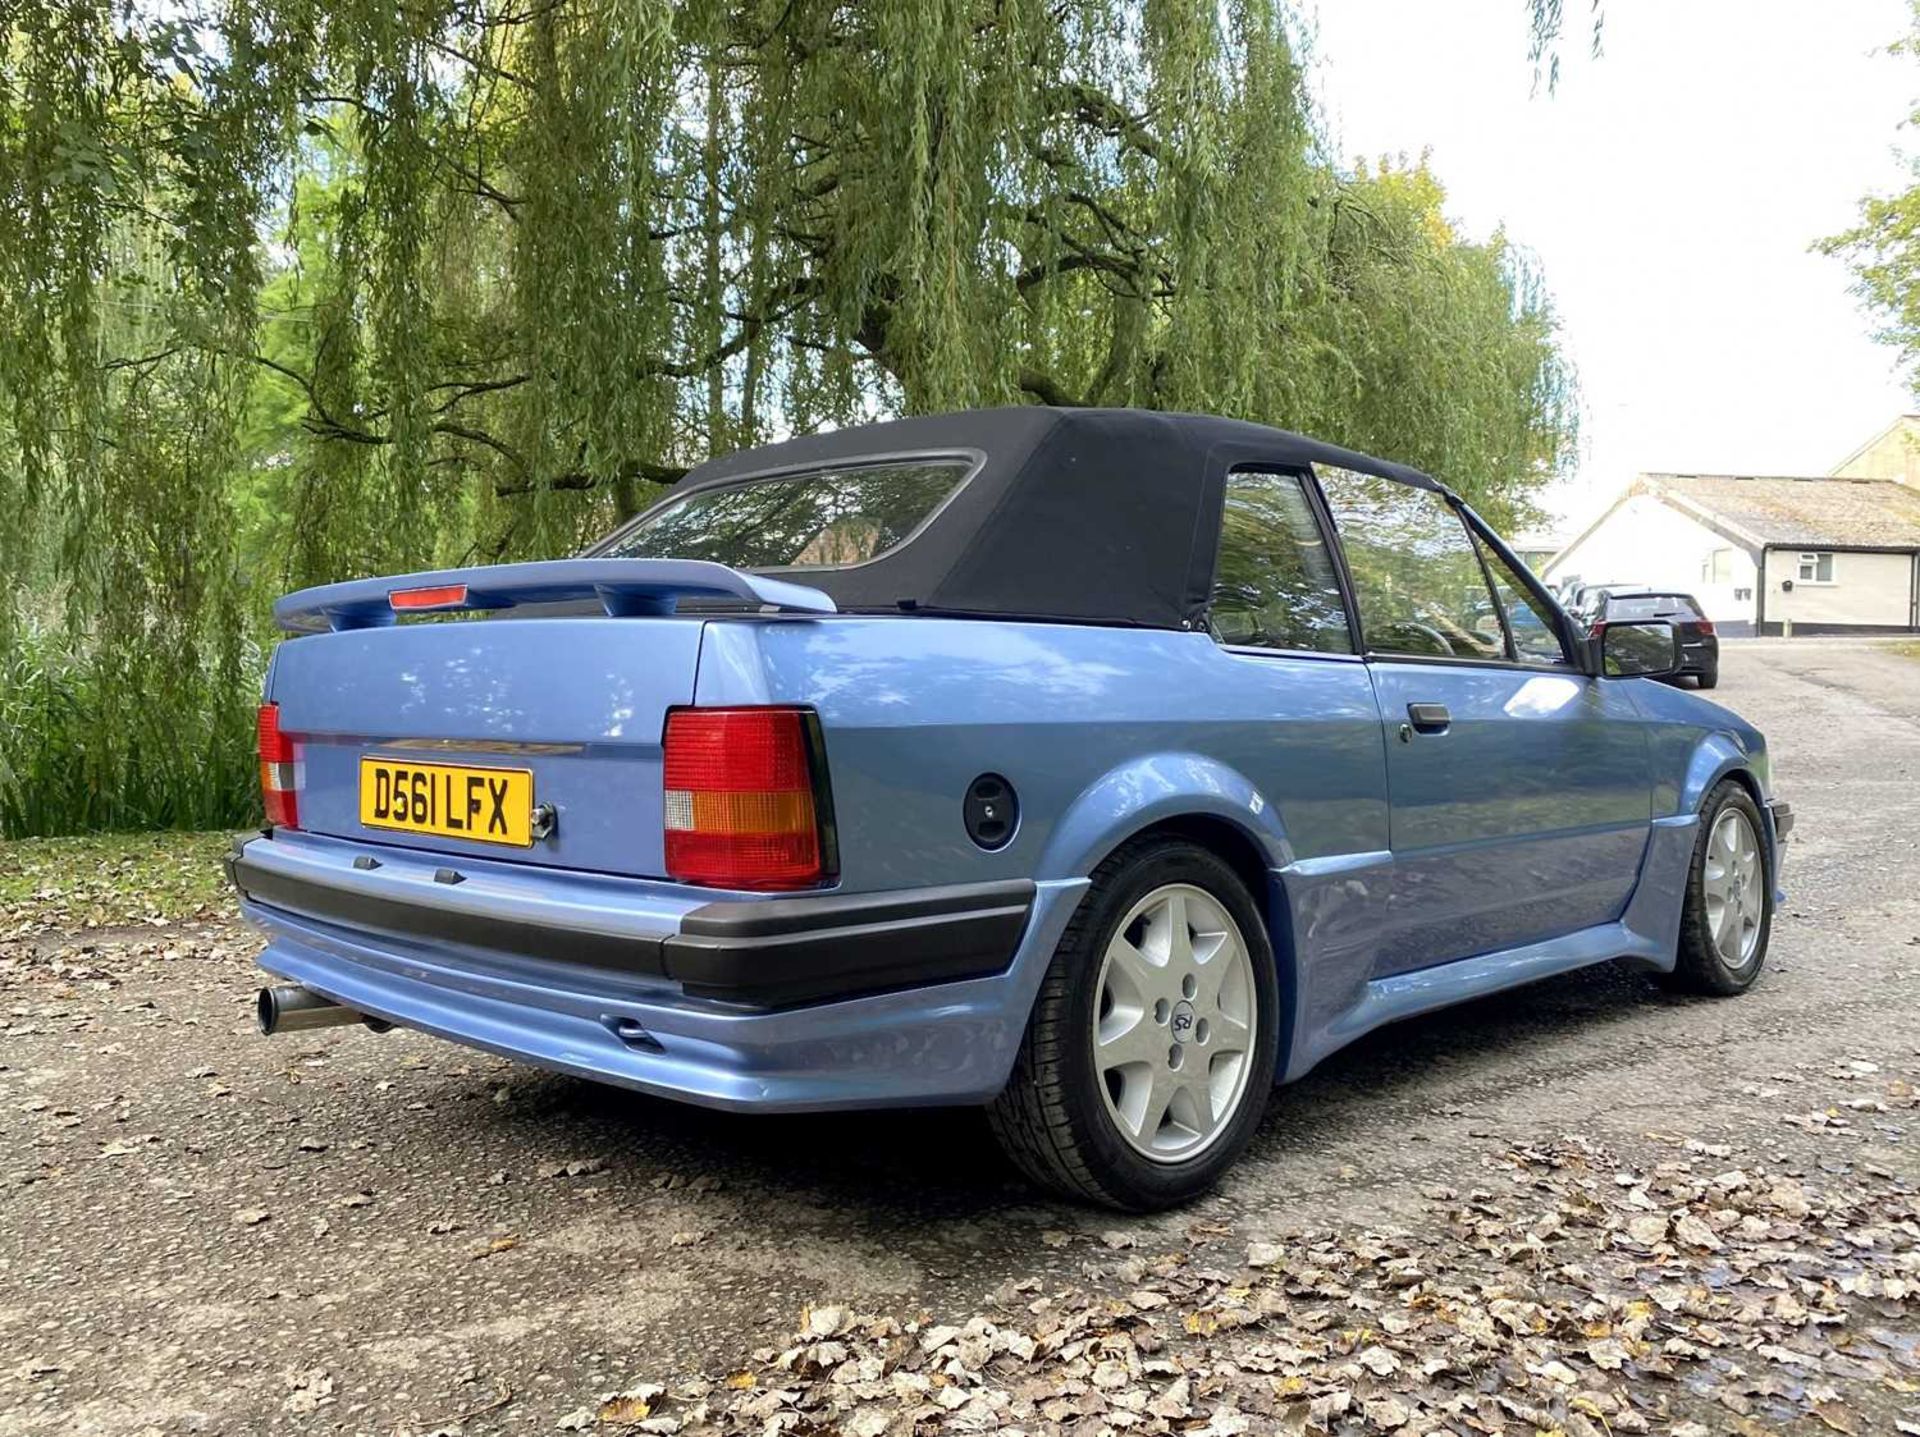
227, 839, 1035, 1009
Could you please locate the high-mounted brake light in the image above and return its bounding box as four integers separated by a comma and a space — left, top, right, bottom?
390, 583, 469, 611
663, 707, 831, 890
257, 702, 301, 829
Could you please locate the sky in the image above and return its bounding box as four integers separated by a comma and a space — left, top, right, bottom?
1306, 0, 1920, 537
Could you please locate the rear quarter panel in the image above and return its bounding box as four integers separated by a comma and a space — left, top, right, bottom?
692, 618, 1389, 894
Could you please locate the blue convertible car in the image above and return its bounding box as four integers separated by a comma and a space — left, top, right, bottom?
228, 408, 1791, 1209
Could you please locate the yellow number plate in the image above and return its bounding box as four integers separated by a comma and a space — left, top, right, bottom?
359, 758, 534, 847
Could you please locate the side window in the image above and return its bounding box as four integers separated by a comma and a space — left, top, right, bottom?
1316, 467, 1504, 661
1209, 471, 1353, 654
1474, 535, 1569, 666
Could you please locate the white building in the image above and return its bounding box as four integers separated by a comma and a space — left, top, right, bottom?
1832, 413, 1920, 487
1508, 529, 1566, 573
1546, 423, 1920, 636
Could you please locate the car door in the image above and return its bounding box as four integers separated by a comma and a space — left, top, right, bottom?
1314, 467, 1652, 975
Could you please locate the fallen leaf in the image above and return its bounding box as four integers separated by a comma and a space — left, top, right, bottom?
1585, 1338, 1629, 1371
1356, 1345, 1399, 1377
1625, 1213, 1668, 1246
804, 1305, 845, 1337
598, 1385, 663, 1422
1672, 1213, 1721, 1251
1363, 1395, 1410, 1430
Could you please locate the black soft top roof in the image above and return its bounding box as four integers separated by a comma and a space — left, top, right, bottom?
633, 407, 1445, 631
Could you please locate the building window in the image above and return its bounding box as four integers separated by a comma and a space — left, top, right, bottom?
1705, 548, 1735, 584
1797, 551, 1834, 583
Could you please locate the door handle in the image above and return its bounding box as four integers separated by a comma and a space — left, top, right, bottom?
1406, 702, 1451, 734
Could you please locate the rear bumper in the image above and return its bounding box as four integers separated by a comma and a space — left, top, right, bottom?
226, 838, 1034, 1008
227, 832, 1085, 1111
1678, 639, 1718, 673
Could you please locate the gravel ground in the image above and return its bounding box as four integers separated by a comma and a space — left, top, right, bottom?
2, 638, 1917, 1435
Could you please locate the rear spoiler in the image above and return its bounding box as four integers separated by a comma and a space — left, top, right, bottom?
273, 558, 838, 634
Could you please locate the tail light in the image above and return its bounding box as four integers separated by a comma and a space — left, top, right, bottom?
1694, 617, 1716, 636
663, 707, 833, 890
257, 702, 301, 829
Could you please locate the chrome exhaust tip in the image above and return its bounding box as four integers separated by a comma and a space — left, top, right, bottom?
256, 985, 391, 1036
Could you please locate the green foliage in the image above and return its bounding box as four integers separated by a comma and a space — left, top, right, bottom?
1822, 7, 1920, 394
0, 622, 263, 835
1, 1, 1579, 836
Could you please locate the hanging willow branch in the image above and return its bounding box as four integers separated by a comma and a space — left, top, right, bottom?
0, 0, 1580, 836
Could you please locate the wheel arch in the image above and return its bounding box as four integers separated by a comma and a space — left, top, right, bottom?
1716, 764, 1764, 810
1124, 813, 1272, 909
1038, 756, 1298, 1080
1038, 751, 1292, 882
1694, 759, 1781, 889
1676, 731, 1763, 817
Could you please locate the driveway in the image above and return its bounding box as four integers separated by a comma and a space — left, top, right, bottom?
3, 638, 1917, 1434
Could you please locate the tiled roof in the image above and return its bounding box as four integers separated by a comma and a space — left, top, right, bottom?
1643, 473, 1920, 549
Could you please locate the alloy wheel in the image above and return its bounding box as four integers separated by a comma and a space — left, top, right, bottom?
1702, 807, 1764, 969
1091, 883, 1258, 1162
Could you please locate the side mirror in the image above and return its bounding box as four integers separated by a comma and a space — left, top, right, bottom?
1592, 620, 1680, 679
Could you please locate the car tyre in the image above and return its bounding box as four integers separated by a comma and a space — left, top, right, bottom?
988, 836, 1281, 1211
1661, 780, 1770, 996
1696, 669, 1719, 690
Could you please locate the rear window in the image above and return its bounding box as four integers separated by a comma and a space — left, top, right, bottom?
1606, 594, 1700, 621
605, 458, 973, 570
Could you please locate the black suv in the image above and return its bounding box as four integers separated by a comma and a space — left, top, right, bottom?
1592, 591, 1720, 689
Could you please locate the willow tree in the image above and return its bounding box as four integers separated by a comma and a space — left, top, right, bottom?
1822, 12, 1920, 398
1, 2, 1578, 833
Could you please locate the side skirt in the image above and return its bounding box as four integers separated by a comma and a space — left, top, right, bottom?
1317, 918, 1665, 1056
1277, 815, 1696, 1083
